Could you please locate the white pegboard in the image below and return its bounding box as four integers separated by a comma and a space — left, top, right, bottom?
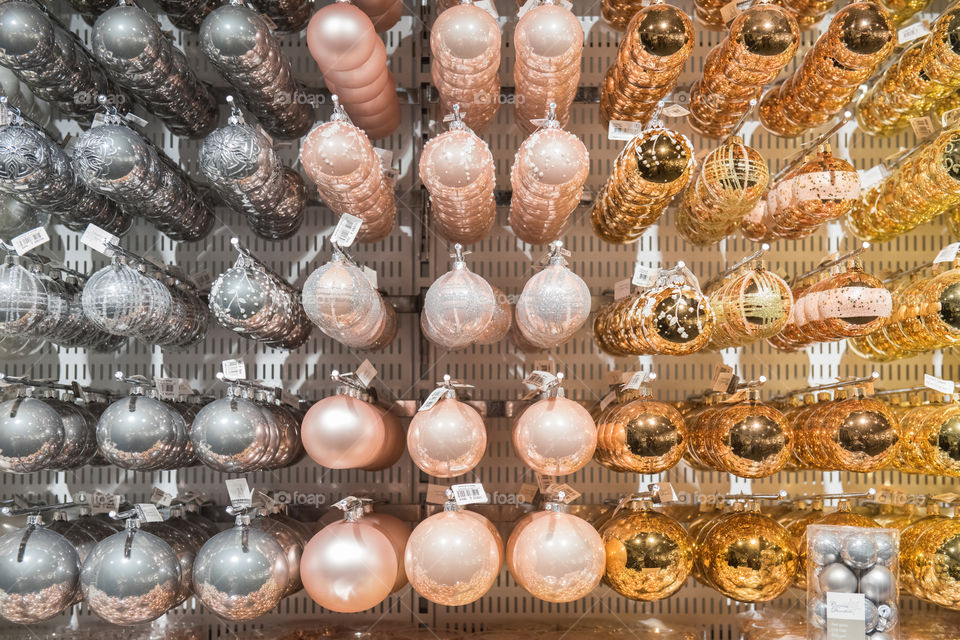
2, 0, 959, 635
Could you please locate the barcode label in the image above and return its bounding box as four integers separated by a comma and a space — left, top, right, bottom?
225, 478, 252, 506
451, 482, 488, 505
11, 227, 49, 255
712, 365, 736, 392
608, 119, 646, 141
356, 359, 378, 387
535, 473, 555, 492
80, 223, 120, 256
331, 213, 363, 248
419, 387, 448, 412
524, 370, 557, 390
720, 0, 740, 22
150, 487, 174, 507
544, 483, 581, 503
221, 359, 246, 380
910, 116, 936, 139
90, 490, 122, 514
613, 278, 631, 300
661, 104, 690, 118
623, 371, 650, 390
136, 503, 163, 522
897, 20, 930, 44
154, 378, 178, 400
632, 264, 659, 287
934, 242, 960, 264
858, 164, 891, 189
925, 374, 956, 395
362, 266, 378, 289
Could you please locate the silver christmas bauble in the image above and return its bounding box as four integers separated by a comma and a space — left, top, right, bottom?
0, 522, 80, 623
860, 564, 894, 603
189, 395, 272, 472
209, 265, 271, 323
0, 2, 55, 62
91, 5, 162, 72
72, 124, 151, 188
515, 262, 591, 348
809, 596, 827, 629
193, 520, 289, 620
198, 123, 267, 183
876, 602, 898, 632
841, 534, 877, 570
0, 259, 48, 335
811, 530, 842, 566
96, 395, 186, 470
874, 533, 896, 565
818, 562, 858, 593
80, 526, 181, 625
199, 4, 260, 64
864, 598, 879, 633
0, 396, 64, 473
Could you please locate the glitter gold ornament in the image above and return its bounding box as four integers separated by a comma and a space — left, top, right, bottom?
707, 264, 792, 349
901, 508, 960, 609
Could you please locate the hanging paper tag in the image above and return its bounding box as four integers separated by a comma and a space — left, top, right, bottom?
532, 359, 556, 374
150, 487, 174, 507
632, 264, 659, 288
934, 242, 960, 264
623, 371, 651, 390
608, 120, 646, 141
648, 481, 678, 503
123, 112, 149, 127
474, 0, 499, 17
221, 359, 246, 380
661, 104, 690, 118
154, 378, 179, 400
544, 483, 581, 503
535, 473, 555, 493
80, 223, 120, 256
419, 387, 448, 412
613, 278, 632, 300
599, 390, 617, 411
524, 370, 557, 390
225, 478, 252, 507
942, 108, 960, 128
910, 116, 936, 139
858, 164, 891, 189
451, 482, 488, 505
355, 359, 378, 387
331, 213, 363, 248
712, 365, 737, 393
925, 374, 956, 395
11, 226, 49, 255
90, 490, 122, 514
136, 503, 163, 522
517, 0, 539, 19
719, 0, 740, 22
362, 266, 378, 289
425, 483, 449, 504
191, 270, 212, 290
897, 20, 930, 44
517, 483, 538, 503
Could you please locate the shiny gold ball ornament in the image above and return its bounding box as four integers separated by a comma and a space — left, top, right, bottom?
901, 510, 960, 609
601, 500, 693, 601
594, 388, 686, 473
600, 0, 646, 30
896, 398, 960, 476
599, 3, 693, 127
592, 127, 694, 244
707, 265, 793, 349
696, 503, 798, 602
759, 2, 895, 137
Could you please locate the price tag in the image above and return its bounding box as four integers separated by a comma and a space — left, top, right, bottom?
425, 483, 449, 504
910, 115, 936, 139
362, 265, 378, 289
925, 374, 956, 395
598, 390, 617, 411
720, 0, 740, 23
150, 487, 174, 507
517, 483, 538, 503
419, 387, 448, 412
858, 164, 891, 189
191, 270, 212, 290
221, 359, 246, 380
136, 503, 163, 522
91, 490, 122, 514
934, 242, 960, 264
661, 104, 690, 118
279, 389, 298, 408
932, 492, 960, 503
544, 483, 580, 503
535, 473, 555, 493
225, 478, 252, 506
474, 0, 499, 17
154, 378, 178, 400
942, 108, 960, 128
123, 112, 149, 127
524, 370, 557, 390
608, 120, 647, 141
331, 213, 363, 248
80, 223, 120, 256
451, 483, 488, 505
517, 0, 539, 19
897, 20, 930, 44
613, 278, 632, 300
11, 226, 49, 255
623, 371, 650, 390
649, 481, 678, 503
632, 264, 659, 288
355, 359, 378, 387
712, 365, 737, 393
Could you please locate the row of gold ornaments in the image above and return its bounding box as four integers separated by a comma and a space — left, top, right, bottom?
848, 259, 960, 360
858, 6, 960, 136
847, 126, 960, 242
760, 3, 896, 137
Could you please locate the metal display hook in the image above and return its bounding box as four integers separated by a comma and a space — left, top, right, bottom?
790, 242, 871, 286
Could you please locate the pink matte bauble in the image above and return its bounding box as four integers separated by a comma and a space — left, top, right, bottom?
300, 393, 387, 469
404, 509, 503, 606
407, 397, 487, 477
331, 46, 388, 90
512, 396, 597, 475
433, 3, 499, 61
364, 512, 411, 592
307, 3, 379, 72
515, 3, 583, 61
353, 0, 402, 32
301, 519, 398, 613
331, 67, 391, 103
421, 129, 493, 189
361, 408, 404, 471
506, 510, 604, 602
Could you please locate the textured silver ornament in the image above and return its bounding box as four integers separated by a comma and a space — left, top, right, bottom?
810, 530, 842, 566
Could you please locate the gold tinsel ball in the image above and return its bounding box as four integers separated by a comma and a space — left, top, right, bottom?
601, 507, 693, 601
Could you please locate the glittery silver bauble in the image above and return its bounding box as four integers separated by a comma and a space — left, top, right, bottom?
842, 534, 877, 570
209, 265, 271, 323
193, 519, 289, 620
0, 259, 47, 335
874, 534, 896, 565
0, 521, 80, 623
811, 530, 842, 566
818, 562, 858, 593
189, 394, 272, 472
80, 525, 181, 625
860, 564, 894, 603
864, 598, 879, 633
876, 602, 898, 632
95, 395, 187, 470
198, 123, 268, 183
0, 396, 64, 473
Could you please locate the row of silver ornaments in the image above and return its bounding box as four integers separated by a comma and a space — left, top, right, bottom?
199, 103, 306, 240
64, 0, 312, 33
72, 116, 214, 241
0, 1, 118, 120
90, 2, 218, 137
0, 392, 103, 473
199, 2, 313, 139
209, 245, 312, 349
0, 117, 130, 235
80, 258, 208, 347
0, 256, 127, 351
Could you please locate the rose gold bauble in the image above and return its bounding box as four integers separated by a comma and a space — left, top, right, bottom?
301, 518, 398, 613
407, 396, 487, 477
363, 511, 411, 592
404, 507, 503, 606
506, 509, 604, 602
301, 391, 389, 470
361, 408, 405, 471
513, 396, 597, 475
351, 0, 402, 32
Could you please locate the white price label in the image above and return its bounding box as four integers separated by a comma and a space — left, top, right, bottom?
221, 359, 246, 380
632, 264, 659, 288
419, 387, 448, 412
136, 503, 163, 522
225, 478, 252, 506
910, 115, 936, 139
623, 371, 650, 390
90, 490, 122, 514
720, 0, 740, 22
355, 359, 378, 387
934, 242, 960, 264
942, 107, 960, 128
925, 374, 956, 395
451, 483, 488, 505
80, 223, 120, 256
826, 592, 866, 640
712, 365, 736, 393
535, 473, 555, 492
858, 164, 891, 189
123, 112, 149, 127
897, 20, 930, 44
362, 265, 378, 289
608, 119, 647, 141
154, 378, 179, 400
648, 481, 678, 503
150, 487, 174, 507
661, 104, 690, 118
11, 226, 49, 255
331, 213, 363, 248
613, 278, 632, 300
524, 370, 557, 390
517, 0, 539, 19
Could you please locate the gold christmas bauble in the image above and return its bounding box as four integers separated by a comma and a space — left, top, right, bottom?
903, 516, 960, 608
595, 395, 686, 473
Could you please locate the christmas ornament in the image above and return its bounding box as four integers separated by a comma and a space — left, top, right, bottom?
421, 245, 497, 349
352, 0, 402, 31
595, 385, 686, 474
706, 263, 792, 349
515, 243, 591, 349
0, 395, 64, 473
96, 386, 191, 471
362, 507, 411, 592
818, 562, 859, 593
407, 376, 487, 478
